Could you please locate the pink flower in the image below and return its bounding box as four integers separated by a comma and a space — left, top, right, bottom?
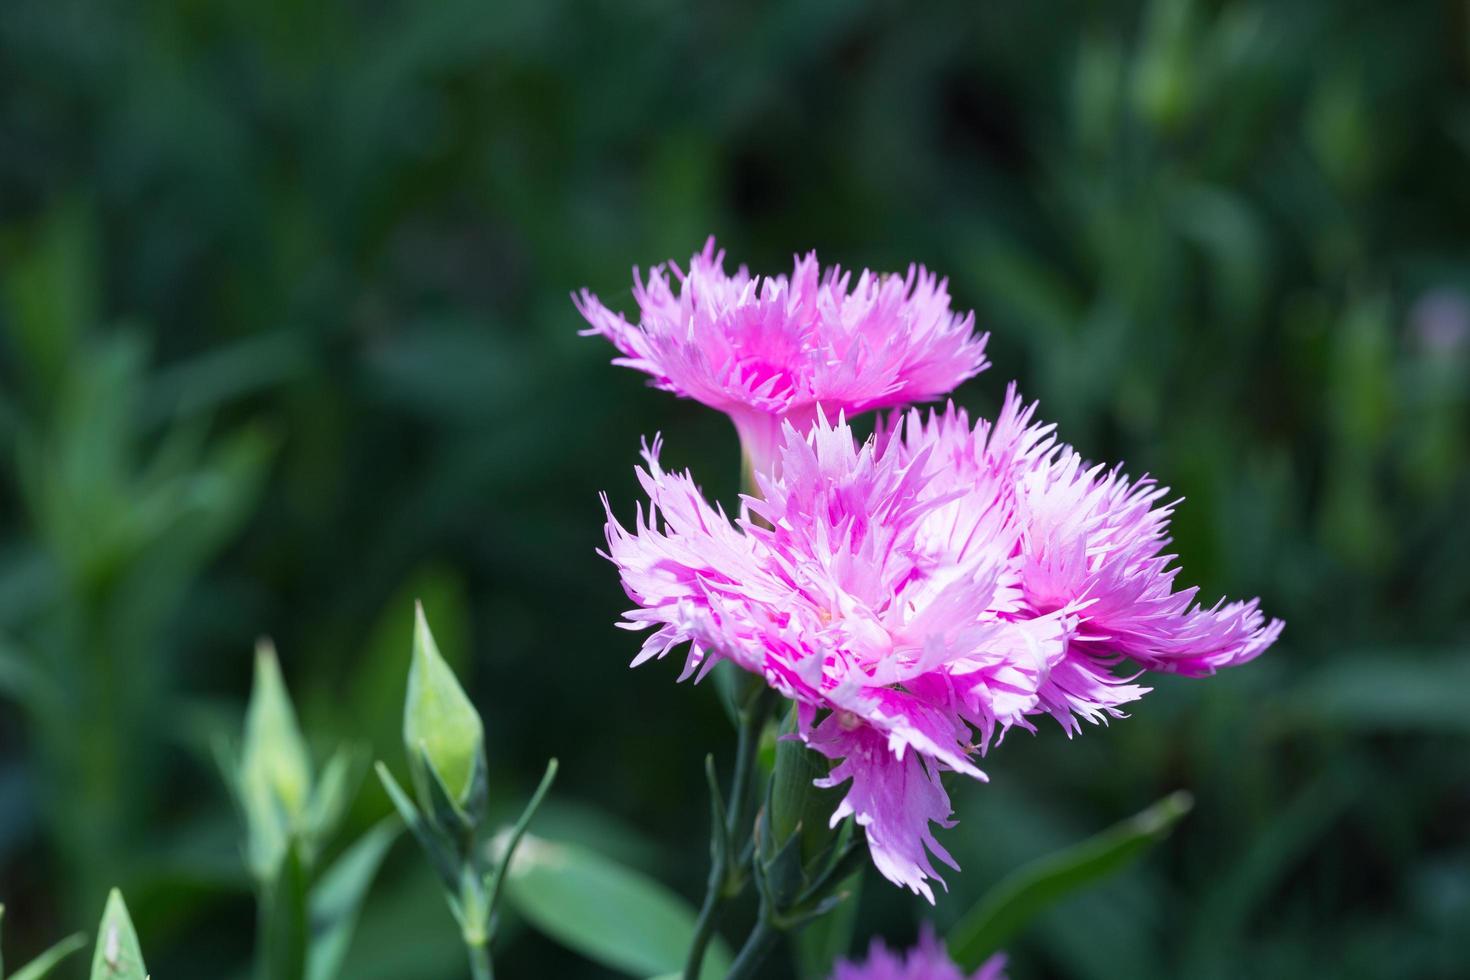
831, 924, 1007, 980
601, 386, 1281, 901
576, 237, 989, 474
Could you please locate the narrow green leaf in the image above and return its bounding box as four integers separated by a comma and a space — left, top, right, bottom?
504, 835, 730, 979
305, 746, 367, 853
485, 758, 558, 924
89, 890, 147, 980
404, 603, 485, 812
305, 819, 402, 980
12, 933, 87, 980
948, 791, 1194, 969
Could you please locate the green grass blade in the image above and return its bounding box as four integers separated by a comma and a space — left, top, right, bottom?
12, 933, 87, 980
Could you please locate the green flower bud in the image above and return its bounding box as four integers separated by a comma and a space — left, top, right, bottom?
404, 602, 486, 821
769, 714, 843, 867
240, 640, 312, 877
91, 889, 147, 980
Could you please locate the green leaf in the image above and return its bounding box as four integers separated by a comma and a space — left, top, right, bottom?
11, 933, 87, 980
241, 641, 314, 879
503, 835, 730, 979
305, 819, 402, 980
404, 603, 485, 814
89, 890, 147, 980
305, 746, 367, 855
1279, 653, 1470, 735
948, 791, 1194, 969
1, 198, 95, 394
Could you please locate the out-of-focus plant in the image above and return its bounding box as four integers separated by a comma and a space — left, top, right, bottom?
0, 200, 275, 918
375, 604, 555, 980
0, 902, 86, 980
218, 644, 399, 980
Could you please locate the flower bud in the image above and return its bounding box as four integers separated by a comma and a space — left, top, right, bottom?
240, 641, 312, 877
769, 715, 843, 866
759, 708, 847, 912
404, 602, 486, 823
92, 889, 147, 980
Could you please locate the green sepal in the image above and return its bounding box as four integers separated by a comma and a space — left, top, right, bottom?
415, 741, 481, 839
375, 762, 460, 891
767, 712, 843, 868
754, 803, 807, 911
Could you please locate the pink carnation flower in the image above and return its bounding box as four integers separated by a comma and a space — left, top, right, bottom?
575, 237, 989, 474
832, 925, 1007, 980
601, 386, 1282, 901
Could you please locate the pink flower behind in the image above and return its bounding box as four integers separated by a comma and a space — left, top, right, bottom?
601, 386, 1282, 901
831, 925, 1007, 980
576, 238, 989, 474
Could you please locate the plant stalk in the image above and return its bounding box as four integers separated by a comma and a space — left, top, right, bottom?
467, 939, 493, 980
725, 915, 779, 980
683, 687, 775, 980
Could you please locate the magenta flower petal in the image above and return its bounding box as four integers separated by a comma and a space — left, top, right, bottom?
577, 238, 989, 473
600, 385, 1281, 900
807, 716, 961, 902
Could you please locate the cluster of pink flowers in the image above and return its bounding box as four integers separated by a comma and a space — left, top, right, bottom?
832, 925, 1006, 980
581, 241, 1281, 903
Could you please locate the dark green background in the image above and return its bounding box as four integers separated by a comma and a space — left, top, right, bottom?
1, 1, 1467, 976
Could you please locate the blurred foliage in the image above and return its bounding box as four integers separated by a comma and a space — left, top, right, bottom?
0, 0, 1466, 977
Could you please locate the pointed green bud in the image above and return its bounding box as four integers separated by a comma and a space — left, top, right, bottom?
404, 602, 486, 818
240, 640, 313, 878
90, 889, 147, 980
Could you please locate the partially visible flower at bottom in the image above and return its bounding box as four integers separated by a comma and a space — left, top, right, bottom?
831, 925, 1007, 980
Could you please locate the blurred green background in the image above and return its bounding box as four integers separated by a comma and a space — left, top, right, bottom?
1, 0, 1467, 976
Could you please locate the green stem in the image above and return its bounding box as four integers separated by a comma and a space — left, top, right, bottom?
467, 938, 493, 980
725, 915, 779, 980
683, 688, 775, 980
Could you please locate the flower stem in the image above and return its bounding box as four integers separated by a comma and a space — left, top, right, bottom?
683, 686, 775, 980
467, 939, 493, 980
725, 915, 779, 980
